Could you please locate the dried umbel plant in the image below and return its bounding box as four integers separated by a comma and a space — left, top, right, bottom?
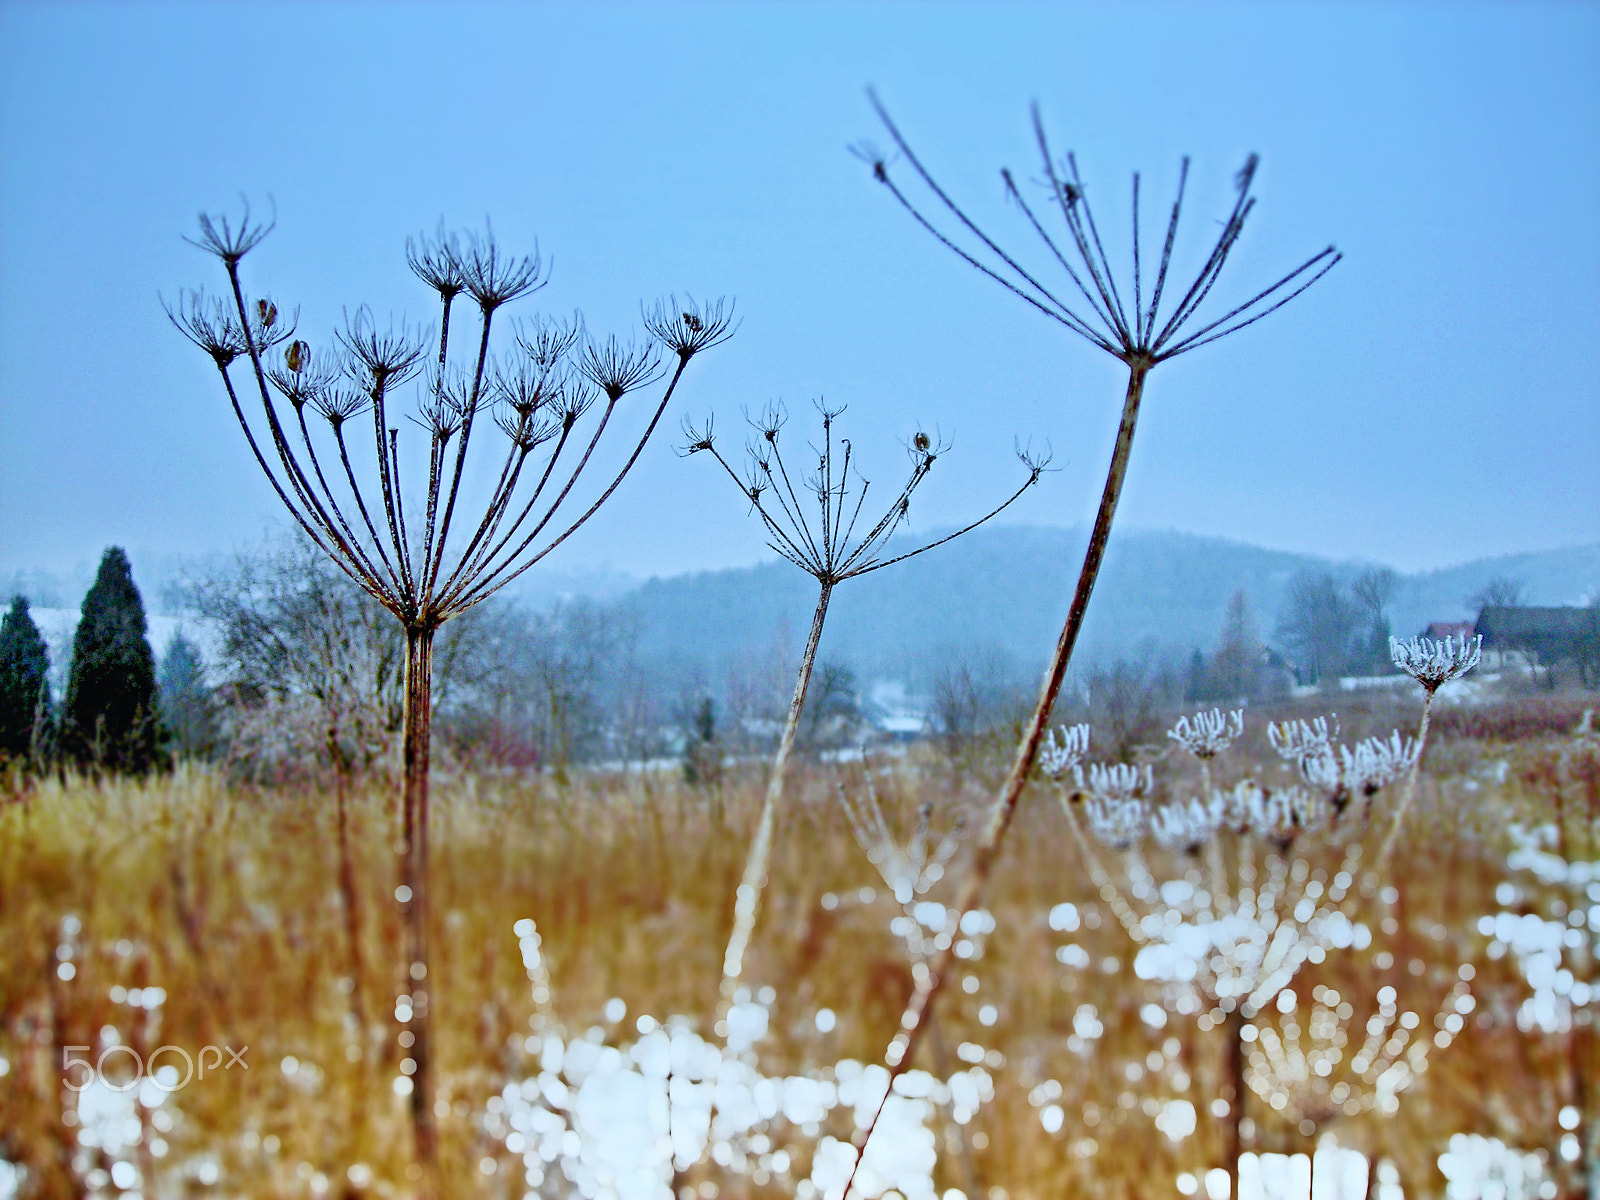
844, 94, 1340, 1184
1057, 705, 1437, 1193
1375, 633, 1482, 869
682, 401, 1043, 998
170, 204, 732, 1175
1245, 969, 1476, 1143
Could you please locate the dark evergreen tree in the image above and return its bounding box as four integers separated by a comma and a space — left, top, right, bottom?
0, 595, 53, 763
64, 548, 164, 772
1184, 647, 1210, 703
158, 630, 219, 761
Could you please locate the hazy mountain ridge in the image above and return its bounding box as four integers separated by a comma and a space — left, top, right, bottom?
9, 529, 1596, 689
616, 526, 1600, 683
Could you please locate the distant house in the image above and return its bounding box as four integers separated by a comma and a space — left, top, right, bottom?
1423, 620, 1476, 642
862, 678, 929, 741
1475, 605, 1600, 687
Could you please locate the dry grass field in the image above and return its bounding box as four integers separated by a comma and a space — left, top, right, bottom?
1, 694, 1595, 1199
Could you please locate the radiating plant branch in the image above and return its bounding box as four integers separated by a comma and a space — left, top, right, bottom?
170, 203, 732, 1182
840, 94, 1340, 1190
684, 402, 1042, 993
681, 401, 1040, 1158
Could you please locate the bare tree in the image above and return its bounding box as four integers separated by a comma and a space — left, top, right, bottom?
1277, 572, 1362, 686
1210, 589, 1266, 702
1352, 566, 1398, 674
800, 657, 859, 748
1471, 575, 1527, 611
843, 95, 1340, 1187
170, 206, 732, 1177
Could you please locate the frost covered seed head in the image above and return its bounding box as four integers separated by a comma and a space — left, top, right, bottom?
1268, 716, 1338, 768
1039, 723, 1091, 778
1340, 732, 1420, 795
1389, 633, 1482, 693
1168, 708, 1244, 759
1250, 786, 1329, 847
1084, 796, 1150, 851
1075, 761, 1154, 804
1152, 794, 1224, 852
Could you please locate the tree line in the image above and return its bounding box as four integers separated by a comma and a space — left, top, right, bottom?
0, 547, 167, 775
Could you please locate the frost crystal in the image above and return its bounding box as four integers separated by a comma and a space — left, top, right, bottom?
1389, 633, 1482, 692
1039, 723, 1091, 778
1167, 708, 1244, 759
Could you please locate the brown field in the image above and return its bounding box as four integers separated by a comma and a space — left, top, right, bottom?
1, 695, 1595, 1199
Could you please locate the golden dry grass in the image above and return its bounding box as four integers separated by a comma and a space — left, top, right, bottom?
0, 706, 1594, 1199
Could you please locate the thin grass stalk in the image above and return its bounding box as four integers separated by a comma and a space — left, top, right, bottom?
842, 358, 1149, 1190
330, 729, 368, 1033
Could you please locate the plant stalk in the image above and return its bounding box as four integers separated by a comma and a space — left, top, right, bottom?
843, 357, 1150, 1190
1224, 1005, 1247, 1199
719, 580, 832, 995
1374, 687, 1435, 874
399, 624, 437, 1172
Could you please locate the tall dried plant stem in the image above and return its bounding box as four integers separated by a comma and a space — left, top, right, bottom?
719, 582, 832, 996
400, 624, 437, 1164
843, 357, 1149, 1187
1223, 1006, 1247, 1197
1373, 689, 1435, 874
330, 730, 368, 1032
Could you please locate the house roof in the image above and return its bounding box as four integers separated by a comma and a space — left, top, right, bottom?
1475, 605, 1598, 641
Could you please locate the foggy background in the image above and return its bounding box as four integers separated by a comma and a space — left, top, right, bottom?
2, 1, 1597, 590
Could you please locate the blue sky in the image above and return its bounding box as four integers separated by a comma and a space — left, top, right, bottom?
1, 0, 1596, 587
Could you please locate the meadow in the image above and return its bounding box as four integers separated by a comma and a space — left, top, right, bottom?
2, 690, 1593, 1200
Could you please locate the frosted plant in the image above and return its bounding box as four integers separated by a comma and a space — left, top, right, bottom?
1271, 717, 1419, 823
1245, 970, 1476, 1140
1335, 733, 1421, 800
1248, 786, 1332, 849
843, 99, 1338, 1192
1151, 793, 1225, 853
1269, 716, 1339, 774
1053, 727, 1432, 1187
1038, 722, 1091, 779
1076, 760, 1155, 803
1390, 632, 1483, 694
1084, 795, 1153, 852
1169, 708, 1245, 760
839, 785, 965, 910
684, 405, 1038, 1176
1376, 634, 1483, 870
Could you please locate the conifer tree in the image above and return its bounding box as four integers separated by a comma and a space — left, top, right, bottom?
158, 630, 219, 760
64, 548, 164, 772
0, 595, 53, 763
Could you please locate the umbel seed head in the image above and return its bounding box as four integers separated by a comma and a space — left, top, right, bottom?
1389, 633, 1483, 694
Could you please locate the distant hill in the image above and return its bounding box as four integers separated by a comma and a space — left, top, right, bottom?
11, 527, 1595, 695
615, 526, 1600, 687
